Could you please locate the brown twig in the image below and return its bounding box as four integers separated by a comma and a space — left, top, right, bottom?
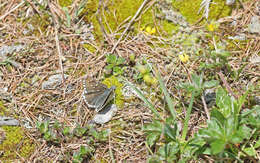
201, 95, 210, 120
48, 0, 66, 89
0, 1, 24, 21
218, 71, 239, 99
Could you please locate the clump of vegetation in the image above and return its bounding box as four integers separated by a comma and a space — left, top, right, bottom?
0, 126, 35, 161
105, 54, 126, 76
135, 62, 157, 86
128, 66, 259, 162
103, 75, 124, 108
36, 120, 109, 161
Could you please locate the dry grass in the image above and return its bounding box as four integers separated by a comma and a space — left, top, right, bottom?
0, 0, 259, 162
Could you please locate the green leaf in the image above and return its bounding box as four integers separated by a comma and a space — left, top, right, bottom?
126, 81, 163, 120
254, 139, 260, 148
36, 121, 49, 134
216, 88, 233, 118
164, 124, 177, 141
191, 73, 203, 90
63, 127, 71, 136
106, 54, 117, 64
116, 57, 125, 65
146, 133, 160, 147
62, 7, 71, 27
143, 120, 163, 132
210, 139, 226, 154
153, 66, 176, 120
105, 64, 114, 70
231, 125, 251, 144
179, 83, 195, 93
203, 80, 219, 88
73, 126, 87, 137
113, 66, 124, 75
157, 142, 179, 161
243, 146, 256, 157
210, 109, 225, 124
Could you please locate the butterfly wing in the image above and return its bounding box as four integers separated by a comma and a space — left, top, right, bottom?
95, 86, 116, 112
83, 79, 116, 111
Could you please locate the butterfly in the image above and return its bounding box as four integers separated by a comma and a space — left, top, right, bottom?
82, 79, 116, 112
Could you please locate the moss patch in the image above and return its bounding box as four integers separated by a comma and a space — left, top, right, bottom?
172, 0, 232, 24
0, 126, 35, 161
103, 76, 124, 108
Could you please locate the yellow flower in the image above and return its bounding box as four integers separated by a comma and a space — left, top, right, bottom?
145, 26, 156, 35
206, 21, 219, 32
179, 54, 189, 63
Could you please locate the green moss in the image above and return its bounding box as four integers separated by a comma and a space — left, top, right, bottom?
0, 101, 10, 116
83, 43, 97, 53
172, 0, 232, 24
22, 14, 51, 36
0, 126, 35, 161
58, 0, 73, 7
102, 76, 124, 108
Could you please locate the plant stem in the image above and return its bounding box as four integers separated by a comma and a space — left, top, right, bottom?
181, 91, 195, 141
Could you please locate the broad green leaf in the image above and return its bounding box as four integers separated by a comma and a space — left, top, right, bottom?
216, 88, 232, 118
243, 146, 256, 157
106, 54, 117, 64
157, 142, 179, 161
143, 120, 163, 132
210, 139, 226, 154
211, 108, 225, 124
164, 124, 177, 141
113, 66, 124, 75
254, 139, 260, 148
231, 125, 251, 144
105, 64, 114, 70
203, 80, 219, 88
116, 57, 125, 65
146, 133, 160, 147
191, 73, 203, 89
179, 83, 195, 93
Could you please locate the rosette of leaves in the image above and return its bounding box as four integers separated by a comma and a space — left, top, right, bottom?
105, 54, 125, 76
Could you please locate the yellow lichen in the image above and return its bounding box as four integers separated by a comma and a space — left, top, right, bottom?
0, 126, 35, 161
172, 0, 232, 24
102, 76, 124, 108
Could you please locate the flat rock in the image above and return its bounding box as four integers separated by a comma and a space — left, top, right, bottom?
92, 104, 117, 124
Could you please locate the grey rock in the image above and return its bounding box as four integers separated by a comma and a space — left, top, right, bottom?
226, 0, 235, 5
42, 74, 68, 90
0, 116, 19, 126
92, 104, 117, 124
248, 16, 260, 34
228, 34, 246, 41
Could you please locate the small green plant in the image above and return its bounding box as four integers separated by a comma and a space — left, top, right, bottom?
36, 121, 109, 161
105, 54, 125, 76
195, 88, 259, 162
127, 65, 222, 162
72, 145, 94, 163
135, 63, 157, 86
36, 120, 59, 143
179, 73, 219, 121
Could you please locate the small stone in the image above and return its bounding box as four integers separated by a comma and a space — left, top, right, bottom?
42, 74, 68, 90
248, 16, 260, 34
226, 0, 235, 5
92, 104, 117, 124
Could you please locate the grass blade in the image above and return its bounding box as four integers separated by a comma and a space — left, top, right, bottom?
153, 67, 176, 120
126, 81, 163, 121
